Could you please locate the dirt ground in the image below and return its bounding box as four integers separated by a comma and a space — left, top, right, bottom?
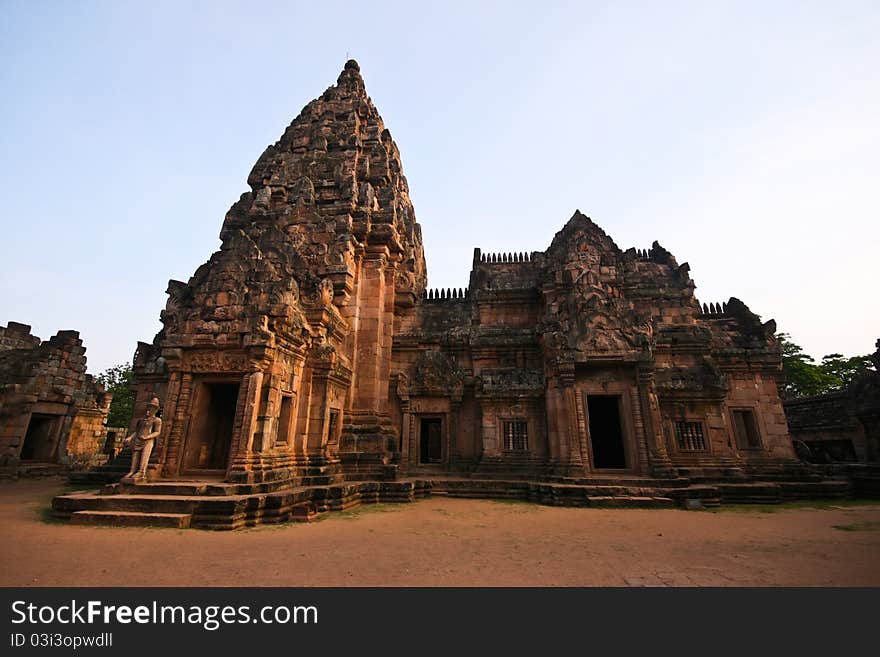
1, 477, 879, 586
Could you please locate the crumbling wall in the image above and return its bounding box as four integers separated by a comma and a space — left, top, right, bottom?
0, 322, 110, 468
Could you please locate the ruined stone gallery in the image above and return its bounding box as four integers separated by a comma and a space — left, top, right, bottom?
52, 61, 849, 528
0, 322, 114, 471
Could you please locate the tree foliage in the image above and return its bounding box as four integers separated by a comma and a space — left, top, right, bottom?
777, 333, 875, 399
96, 363, 134, 428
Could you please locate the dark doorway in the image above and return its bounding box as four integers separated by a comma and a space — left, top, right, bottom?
587, 395, 627, 469
184, 382, 239, 472
102, 431, 118, 455
420, 418, 442, 464
20, 414, 57, 462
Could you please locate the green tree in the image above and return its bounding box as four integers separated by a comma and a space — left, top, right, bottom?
777, 333, 875, 399
819, 353, 874, 388
97, 363, 134, 428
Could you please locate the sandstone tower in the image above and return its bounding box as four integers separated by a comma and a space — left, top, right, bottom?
133, 61, 425, 483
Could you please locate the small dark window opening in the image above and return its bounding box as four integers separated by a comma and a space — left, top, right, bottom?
102, 431, 117, 455
327, 409, 339, 444
420, 418, 442, 464
732, 409, 762, 449
503, 420, 528, 451
277, 394, 293, 444
675, 421, 707, 451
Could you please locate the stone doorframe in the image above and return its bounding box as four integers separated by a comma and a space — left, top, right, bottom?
576, 383, 644, 475
158, 372, 250, 479
399, 396, 455, 471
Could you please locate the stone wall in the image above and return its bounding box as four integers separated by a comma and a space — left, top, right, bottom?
0, 322, 111, 468
785, 393, 875, 462
782, 341, 880, 463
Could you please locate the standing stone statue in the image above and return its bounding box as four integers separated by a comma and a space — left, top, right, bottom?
121, 396, 162, 483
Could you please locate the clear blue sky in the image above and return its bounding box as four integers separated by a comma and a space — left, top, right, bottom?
1, 1, 877, 374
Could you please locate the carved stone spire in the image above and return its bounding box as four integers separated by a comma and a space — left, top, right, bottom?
160, 60, 427, 348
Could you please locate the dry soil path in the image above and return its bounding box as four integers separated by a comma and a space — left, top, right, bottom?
1, 477, 879, 586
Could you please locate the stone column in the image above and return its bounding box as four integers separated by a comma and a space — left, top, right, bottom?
636, 364, 676, 477
151, 370, 181, 478
399, 400, 411, 474
350, 247, 391, 412
560, 364, 585, 474
225, 370, 265, 483
574, 389, 591, 472
305, 366, 332, 456
237, 370, 264, 455
544, 377, 564, 468
341, 245, 398, 466
448, 400, 460, 470
162, 372, 193, 477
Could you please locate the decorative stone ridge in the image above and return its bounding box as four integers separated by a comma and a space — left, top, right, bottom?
0, 322, 112, 470
110, 60, 808, 494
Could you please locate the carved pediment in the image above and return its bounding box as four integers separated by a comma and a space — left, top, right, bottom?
406, 350, 463, 396
655, 359, 727, 395
478, 369, 544, 394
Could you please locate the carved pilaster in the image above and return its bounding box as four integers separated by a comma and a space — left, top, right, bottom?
637, 363, 676, 476
558, 362, 584, 472
150, 371, 181, 478
238, 370, 264, 455
162, 373, 192, 477
448, 400, 461, 468
574, 389, 591, 472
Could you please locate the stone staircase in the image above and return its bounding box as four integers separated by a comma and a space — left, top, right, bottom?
51, 469, 856, 530
846, 464, 880, 497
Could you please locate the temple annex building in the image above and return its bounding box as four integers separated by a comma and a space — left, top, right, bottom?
54, 61, 853, 528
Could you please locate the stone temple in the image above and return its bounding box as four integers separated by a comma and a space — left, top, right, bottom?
54, 61, 852, 528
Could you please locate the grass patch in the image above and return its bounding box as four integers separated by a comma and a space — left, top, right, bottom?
711, 498, 880, 514
710, 504, 781, 514
34, 484, 96, 526
489, 497, 535, 505
36, 505, 66, 525
832, 521, 880, 532
324, 502, 404, 521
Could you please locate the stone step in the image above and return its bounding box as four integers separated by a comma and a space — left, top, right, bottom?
850, 474, 880, 498
104, 482, 236, 497
670, 485, 723, 508
52, 475, 856, 529
560, 477, 691, 488
54, 492, 244, 516
18, 463, 66, 477
777, 480, 851, 499
586, 496, 675, 508
70, 510, 192, 528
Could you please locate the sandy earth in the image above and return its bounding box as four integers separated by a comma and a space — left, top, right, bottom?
1, 477, 878, 587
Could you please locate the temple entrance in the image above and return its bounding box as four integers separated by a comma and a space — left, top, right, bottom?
183, 381, 239, 473
419, 418, 442, 464
587, 395, 627, 469
102, 430, 118, 455
20, 414, 58, 461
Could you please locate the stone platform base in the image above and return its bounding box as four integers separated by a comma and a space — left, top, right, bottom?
70, 510, 192, 528
52, 473, 853, 530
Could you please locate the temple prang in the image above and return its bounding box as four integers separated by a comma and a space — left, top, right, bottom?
50, 61, 870, 527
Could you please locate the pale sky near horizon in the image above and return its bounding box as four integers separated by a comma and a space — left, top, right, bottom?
1, 0, 877, 375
